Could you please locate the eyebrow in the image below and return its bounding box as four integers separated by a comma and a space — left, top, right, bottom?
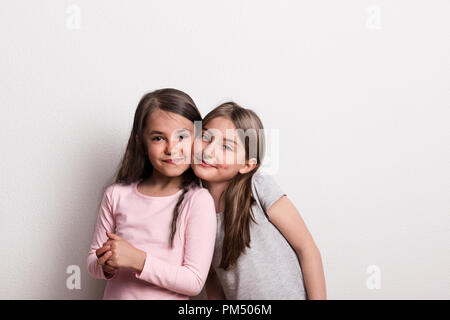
149, 130, 164, 135
203, 127, 237, 146
149, 128, 191, 135
224, 138, 237, 146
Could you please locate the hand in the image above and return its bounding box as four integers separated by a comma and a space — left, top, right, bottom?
96, 245, 118, 278
102, 231, 147, 272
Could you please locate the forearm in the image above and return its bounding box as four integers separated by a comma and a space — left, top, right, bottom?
135, 251, 209, 296
131, 249, 147, 273
297, 246, 327, 300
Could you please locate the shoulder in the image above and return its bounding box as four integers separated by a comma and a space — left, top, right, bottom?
181, 184, 215, 220
251, 170, 281, 190
101, 183, 116, 201
251, 170, 286, 213
97, 183, 119, 214
101, 180, 136, 205
185, 184, 214, 204
104, 181, 130, 198
103, 184, 113, 193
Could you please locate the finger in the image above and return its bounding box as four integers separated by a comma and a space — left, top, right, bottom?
102, 264, 117, 274
103, 262, 118, 270
103, 239, 115, 247
106, 231, 122, 240
105, 257, 120, 269
96, 245, 110, 257
97, 251, 112, 265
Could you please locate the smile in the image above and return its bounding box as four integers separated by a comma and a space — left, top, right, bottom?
200, 160, 216, 168
193, 155, 216, 168
162, 158, 185, 165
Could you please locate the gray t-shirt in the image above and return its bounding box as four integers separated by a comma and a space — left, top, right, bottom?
211, 171, 307, 300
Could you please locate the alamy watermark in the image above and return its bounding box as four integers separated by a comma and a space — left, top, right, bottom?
155, 120, 280, 174
366, 264, 381, 290
366, 5, 382, 30
66, 4, 81, 30
66, 265, 81, 290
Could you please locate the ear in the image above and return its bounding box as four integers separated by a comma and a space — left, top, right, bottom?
238, 158, 257, 175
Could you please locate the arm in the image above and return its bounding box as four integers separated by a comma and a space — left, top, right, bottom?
86, 185, 118, 280
205, 267, 226, 300
268, 196, 327, 300
135, 189, 217, 296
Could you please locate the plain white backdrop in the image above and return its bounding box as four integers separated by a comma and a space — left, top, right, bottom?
0, 0, 448, 299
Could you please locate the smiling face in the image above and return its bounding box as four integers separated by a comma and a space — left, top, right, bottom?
191, 116, 256, 183
138, 109, 194, 178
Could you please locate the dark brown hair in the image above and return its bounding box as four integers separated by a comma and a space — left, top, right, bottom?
106, 88, 202, 247
202, 102, 265, 270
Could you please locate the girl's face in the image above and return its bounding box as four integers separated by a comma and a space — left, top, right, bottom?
192, 116, 255, 183
138, 109, 194, 178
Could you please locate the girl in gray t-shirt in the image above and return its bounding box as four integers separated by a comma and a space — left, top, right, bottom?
191, 102, 327, 300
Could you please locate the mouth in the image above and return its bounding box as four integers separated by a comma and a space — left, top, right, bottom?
193, 155, 216, 168
162, 158, 185, 165
200, 160, 216, 168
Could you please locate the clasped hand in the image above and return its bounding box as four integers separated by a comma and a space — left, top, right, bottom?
95, 231, 146, 277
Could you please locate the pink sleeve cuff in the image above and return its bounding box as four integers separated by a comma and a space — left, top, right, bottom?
87, 253, 118, 281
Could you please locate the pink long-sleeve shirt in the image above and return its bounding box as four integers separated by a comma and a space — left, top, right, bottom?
86, 179, 217, 300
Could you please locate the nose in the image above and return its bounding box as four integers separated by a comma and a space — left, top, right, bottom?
202, 140, 215, 160
165, 139, 179, 155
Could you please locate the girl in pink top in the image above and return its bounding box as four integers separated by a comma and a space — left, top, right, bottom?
87, 88, 217, 300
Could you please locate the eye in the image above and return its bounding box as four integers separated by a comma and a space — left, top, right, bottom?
223, 144, 233, 151
179, 133, 190, 140
152, 136, 164, 141
202, 133, 211, 142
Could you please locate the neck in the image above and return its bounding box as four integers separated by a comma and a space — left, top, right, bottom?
144, 170, 183, 191
202, 180, 229, 213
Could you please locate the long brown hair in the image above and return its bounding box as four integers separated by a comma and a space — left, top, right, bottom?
203, 102, 266, 270
106, 88, 201, 248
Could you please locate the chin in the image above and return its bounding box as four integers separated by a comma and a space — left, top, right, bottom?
192, 164, 218, 181
157, 165, 190, 177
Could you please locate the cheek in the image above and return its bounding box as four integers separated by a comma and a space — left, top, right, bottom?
181, 138, 193, 154
199, 140, 208, 154
148, 144, 163, 159
221, 149, 240, 165
235, 147, 246, 163
216, 163, 241, 179
191, 138, 203, 154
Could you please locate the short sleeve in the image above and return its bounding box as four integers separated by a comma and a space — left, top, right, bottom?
252, 172, 286, 219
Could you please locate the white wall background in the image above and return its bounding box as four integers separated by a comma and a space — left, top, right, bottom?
0, 0, 448, 299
